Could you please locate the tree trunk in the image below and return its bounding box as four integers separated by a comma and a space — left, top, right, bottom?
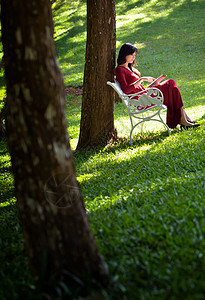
77, 0, 116, 149
1, 0, 108, 294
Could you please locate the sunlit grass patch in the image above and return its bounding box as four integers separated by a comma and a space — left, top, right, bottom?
53, 0, 87, 86
65, 101, 81, 149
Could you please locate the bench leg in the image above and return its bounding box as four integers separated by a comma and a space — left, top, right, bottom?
158, 111, 171, 135
130, 119, 145, 145
128, 110, 171, 145
130, 134, 133, 145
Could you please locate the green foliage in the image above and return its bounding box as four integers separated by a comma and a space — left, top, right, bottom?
0, 0, 205, 299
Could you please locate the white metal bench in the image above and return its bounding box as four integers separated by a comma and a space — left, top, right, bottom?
107, 80, 171, 145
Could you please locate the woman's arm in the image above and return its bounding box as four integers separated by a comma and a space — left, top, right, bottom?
116, 67, 156, 93
116, 67, 139, 94
134, 76, 155, 88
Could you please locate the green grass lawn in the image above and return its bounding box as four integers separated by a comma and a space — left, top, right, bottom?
1, 0, 205, 299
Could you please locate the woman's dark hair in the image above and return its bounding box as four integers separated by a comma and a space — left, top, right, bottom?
117, 43, 138, 69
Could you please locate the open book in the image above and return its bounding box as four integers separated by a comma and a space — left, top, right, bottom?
148, 74, 167, 87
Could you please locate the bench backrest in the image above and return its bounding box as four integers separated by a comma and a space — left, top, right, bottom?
107, 80, 126, 99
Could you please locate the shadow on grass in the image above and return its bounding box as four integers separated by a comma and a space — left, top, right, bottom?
74, 129, 175, 172
0, 188, 14, 204
199, 113, 205, 121
87, 168, 205, 299
117, 0, 205, 47
78, 126, 205, 298
54, 14, 86, 63
75, 127, 204, 206
0, 126, 204, 299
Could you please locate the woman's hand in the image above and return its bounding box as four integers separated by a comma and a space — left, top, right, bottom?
133, 76, 155, 88
142, 76, 155, 83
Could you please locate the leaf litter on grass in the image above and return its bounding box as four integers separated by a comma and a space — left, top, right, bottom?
65, 86, 83, 106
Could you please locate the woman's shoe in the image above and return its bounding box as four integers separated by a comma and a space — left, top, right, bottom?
188, 120, 198, 124
180, 124, 200, 130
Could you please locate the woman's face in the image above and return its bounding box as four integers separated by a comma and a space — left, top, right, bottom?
126, 51, 136, 64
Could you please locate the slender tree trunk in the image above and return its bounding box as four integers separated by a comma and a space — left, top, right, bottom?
77, 0, 116, 149
1, 0, 108, 294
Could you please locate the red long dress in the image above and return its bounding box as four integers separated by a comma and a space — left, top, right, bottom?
115, 66, 184, 128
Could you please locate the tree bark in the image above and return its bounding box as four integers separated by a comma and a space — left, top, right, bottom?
77, 0, 116, 149
1, 0, 108, 294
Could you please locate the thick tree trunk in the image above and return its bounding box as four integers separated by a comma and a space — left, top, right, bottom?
77, 0, 116, 149
1, 0, 108, 293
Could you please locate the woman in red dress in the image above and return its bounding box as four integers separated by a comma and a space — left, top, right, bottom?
115, 43, 200, 129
